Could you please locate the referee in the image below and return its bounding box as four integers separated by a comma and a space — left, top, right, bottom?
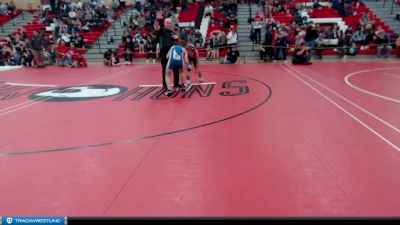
154, 18, 179, 89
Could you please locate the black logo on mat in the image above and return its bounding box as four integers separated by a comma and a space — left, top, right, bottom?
29, 85, 127, 102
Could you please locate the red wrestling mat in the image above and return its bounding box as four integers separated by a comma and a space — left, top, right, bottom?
0, 61, 399, 216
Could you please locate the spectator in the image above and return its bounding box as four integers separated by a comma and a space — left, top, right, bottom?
45, 44, 57, 65
225, 9, 237, 29
69, 32, 78, 44
220, 46, 240, 64
352, 27, 367, 47
74, 35, 85, 49
337, 31, 350, 59
170, 12, 179, 29
21, 50, 34, 67
179, 28, 190, 46
1, 44, 12, 65
273, 24, 290, 63
146, 36, 157, 64
194, 29, 203, 47
132, 7, 141, 20
204, 36, 212, 59
0, 3, 7, 16
70, 44, 87, 67
252, 12, 263, 44
312, 0, 322, 9
69, 0, 82, 11
345, 26, 353, 37
364, 22, 376, 46
145, 11, 156, 29
144, 0, 151, 13
119, 0, 126, 9
375, 28, 392, 58
137, 34, 145, 54
226, 26, 238, 48
103, 49, 119, 66
315, 32, 325, 59
204, 3, 214, 20
265, 15, 276, 29
30, 30, 46, 67
58, 30, 71, 45
260, 28, 274, 62
138, 16, 146, 30
123, 37, 134, 65
211, 34, 220, 59
21, 29, 28, 41
0, 46, 6, 66
304, 21, 319, 60
56, 41, 73, 67
333, 0, 346, 16
292, 41, 311, 65
134, 0, 142, 12
359, 12, 369, 27
323, 26, 338, 46
112, 0, 120, 12
9, 47, 22, 66
346, 3, 355, 16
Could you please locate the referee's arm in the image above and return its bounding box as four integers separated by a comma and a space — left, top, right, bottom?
153, 20, 165, 39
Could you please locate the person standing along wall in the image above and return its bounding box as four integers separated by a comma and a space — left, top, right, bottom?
252, 12, 262, 44
30, 30, 46, 67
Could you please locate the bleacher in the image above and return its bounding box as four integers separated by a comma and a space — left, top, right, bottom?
116, 29, 151, 59
5, 16, 52, 44
81, 23, 111, 46
80, 7, 125, 45
343, 4, 393, 34
308, 7, 341, 18
280, 1, 399, 56
272, 11, 294, 24
0, 9, 22, 25
178, 3, 200, 27
200, 1, 236, 57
